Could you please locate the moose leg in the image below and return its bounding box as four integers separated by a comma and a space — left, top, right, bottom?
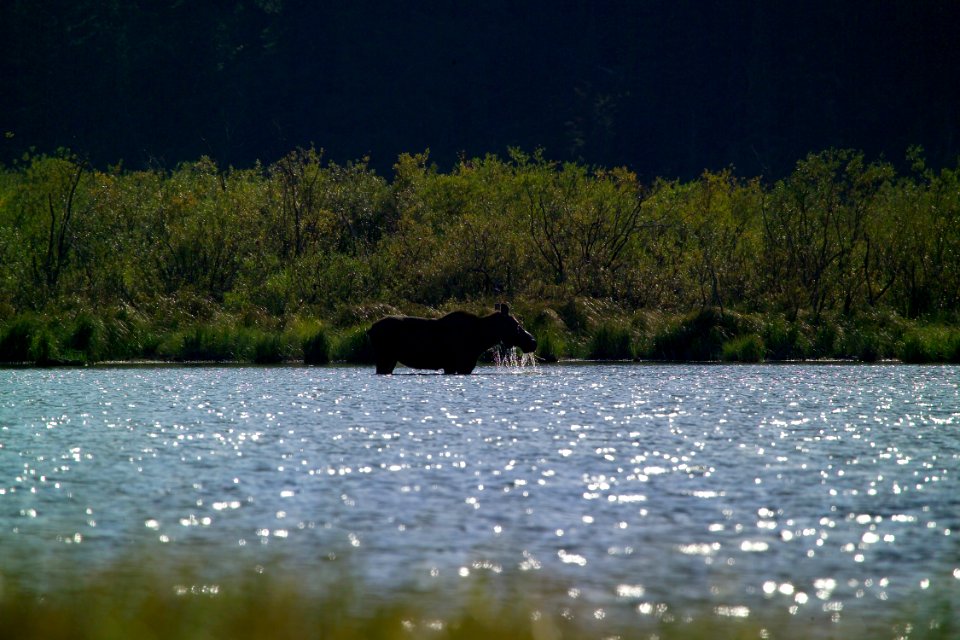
454, 355, 477, 375
375, 356, 397, 374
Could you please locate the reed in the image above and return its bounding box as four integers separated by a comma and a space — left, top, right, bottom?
721, 334, 765, 362
1, 306, 958, 366
331, 326, 376, 364
761, 316, 810, 360
899, 326, 960, 363
586, 322, 634, 360
650, 308, 747, 361
0, 316, 39, 363
534, 329, 564, 363
302, 326, 332, 365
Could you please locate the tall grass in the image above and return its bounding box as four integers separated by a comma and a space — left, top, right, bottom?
0, 316, 39, 363
331, 326, 376, 364
1, 306, 958, 366
649, 308, 749, 361
302, 327, 332, 365
586, 322, 633, 360
899, 326, 960, 363
534, 329, 563, 363
721, 334, 765, 362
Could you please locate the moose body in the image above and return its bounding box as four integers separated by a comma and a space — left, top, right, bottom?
367, 304, 536, 374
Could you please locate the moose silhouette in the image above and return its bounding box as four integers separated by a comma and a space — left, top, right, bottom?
367, 303, 536, 374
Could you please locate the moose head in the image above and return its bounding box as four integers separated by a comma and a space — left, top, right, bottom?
492, 303, 537, 353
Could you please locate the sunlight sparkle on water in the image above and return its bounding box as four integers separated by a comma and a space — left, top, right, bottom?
1, 364, 958, 632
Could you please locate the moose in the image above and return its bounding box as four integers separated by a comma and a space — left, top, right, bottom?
367, 303, 537, 374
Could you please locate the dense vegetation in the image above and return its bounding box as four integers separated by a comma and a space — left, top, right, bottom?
2, 147, 960, 365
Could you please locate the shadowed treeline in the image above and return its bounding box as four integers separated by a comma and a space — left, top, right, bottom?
4, 2, 959, 180
1, 147, 959, 364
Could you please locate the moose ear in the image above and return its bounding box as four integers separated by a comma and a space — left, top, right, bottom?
499, 303, 510, 315
494, 303, 501, 312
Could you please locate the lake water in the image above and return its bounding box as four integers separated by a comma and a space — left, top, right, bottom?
2, 363, 959, 630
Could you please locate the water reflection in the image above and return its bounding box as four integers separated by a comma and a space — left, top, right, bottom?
1, 364, 958, 629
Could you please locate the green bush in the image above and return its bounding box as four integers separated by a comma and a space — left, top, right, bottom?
840, 329, 881, 362
557, 299, 590, 334
62, 312, 106, 363
899, 327, 960, 363
650, 308, 744, 361
0, 317, 38, 363
302, 328, 331, 365
721, 334, 765, 362
253, 334, 284, 364
332, 327, 375, 364
762, 317, 809, 360
175, 326, 251, 362
811, 323, 839, 359
587, 323, 633, 360
30, 328, 56, 365
535, 330, 564, 363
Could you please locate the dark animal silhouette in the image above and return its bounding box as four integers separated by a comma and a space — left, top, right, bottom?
367, 303, 537, 374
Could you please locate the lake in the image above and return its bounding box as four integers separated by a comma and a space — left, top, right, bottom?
1, 363, 958, 631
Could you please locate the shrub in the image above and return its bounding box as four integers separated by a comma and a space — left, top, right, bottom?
811, 323, 838, 359
557, 299, 590, 334
0, 317, 38, 363
30, 328, 56, 365
63, 313, 106, 363
253, 334, 284, 364
721, 334, 765, 362
535, 330, 564, 363
332, 327, 375, 364
650, 308, 743, 361
899, 327, 959, 363
841, 329, 880, 362
176, 326, 248, 362
302, 328, 331, 365
587, 323, 633, 360
763, 317, 809, 360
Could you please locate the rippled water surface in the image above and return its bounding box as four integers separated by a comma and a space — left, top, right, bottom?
2, 364, 959, 627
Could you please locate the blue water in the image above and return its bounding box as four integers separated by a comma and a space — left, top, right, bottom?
1, 363, 959, 629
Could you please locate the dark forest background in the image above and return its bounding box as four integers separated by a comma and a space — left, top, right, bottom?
3, 1, 959, 178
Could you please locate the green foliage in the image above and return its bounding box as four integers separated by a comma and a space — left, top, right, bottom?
174, 326, 245, 362
1, 146, 960, 364
557, 299, 591, 334
0, 316, 38, 362
253, 334, 284, 364
66, 312, 104, 362
721, 334, 765, 362
762, 317, 810, 360
302, 327, 331, 365
587, 322, 633, 360
29, 327, 56, 365
331, 327, 375, 364
650, 308, 749, 361
534, 330, 564, 363
899, 327, 960, 363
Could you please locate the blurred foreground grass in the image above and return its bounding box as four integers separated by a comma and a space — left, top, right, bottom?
0, 559, 955, 640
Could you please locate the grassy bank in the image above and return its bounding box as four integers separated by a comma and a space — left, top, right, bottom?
1, 299, 958, 367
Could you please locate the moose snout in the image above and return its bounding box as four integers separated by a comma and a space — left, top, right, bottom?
520, 331, 537, 353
